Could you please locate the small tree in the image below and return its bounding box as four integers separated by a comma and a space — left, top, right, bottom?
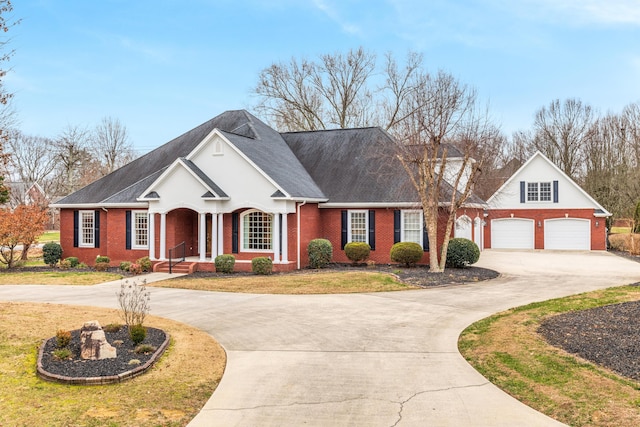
0, 205, 48, 268
633, 201, 640, 233
43, 242, 63, 267
116, 279, 151, 327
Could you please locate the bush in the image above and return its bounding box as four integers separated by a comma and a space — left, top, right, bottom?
103, 323, 121, 333
134, 344, 156, 354
390, 242, 423, 267
129, 324, 146, 345
120, 261, 132, 271
117, 279, 150, 327
215, 254, 235, 273
77, 262, 88, 269
42, 242, 63, 267
55, 329, 71, 348
136, 256, 152, 272
59, 259, 71, 269
307, 238, 333, 269
128, 263, 142, 275
446, 238, 480, 268
95, 262, 110, 272
52, 348, 73, 360
95, 255, 110, 264
64, 257, 79, 268
251, 257, 273, 275
344, 242, 370, 263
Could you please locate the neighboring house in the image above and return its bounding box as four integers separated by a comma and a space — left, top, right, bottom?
52, 110, 485, 271
5, 182, 48, 208
485, 151, 611, 250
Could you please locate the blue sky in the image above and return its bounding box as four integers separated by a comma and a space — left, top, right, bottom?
7, 0, 640, 153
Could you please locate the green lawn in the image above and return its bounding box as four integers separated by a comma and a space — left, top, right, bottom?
38, 230, 60, 243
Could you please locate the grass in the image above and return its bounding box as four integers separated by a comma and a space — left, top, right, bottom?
39, 230, 60, 243
0, 302, 225, 427
459, 286, 640, 427
155, 270, 415, 294
0, 271, 123, 285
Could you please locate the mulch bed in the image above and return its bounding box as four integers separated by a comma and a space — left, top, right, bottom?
538, 300, 640, 381
39, 326, 167, 381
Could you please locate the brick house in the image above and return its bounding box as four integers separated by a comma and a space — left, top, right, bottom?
485, 151, 610, 250
52, 110, 608, 272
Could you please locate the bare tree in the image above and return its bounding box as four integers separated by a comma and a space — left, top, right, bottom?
53, 125, 93, 195
6, 130, 56, 189
530, 98, 595, 179
91, 116, 135, 174
254, 48, 425, 132
391, 71, 501, 272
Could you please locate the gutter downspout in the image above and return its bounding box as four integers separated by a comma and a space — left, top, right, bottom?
297, 200, 307, 270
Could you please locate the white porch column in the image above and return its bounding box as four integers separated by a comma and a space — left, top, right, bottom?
273, 213, 280, 263
217, 214, 224, 255
210, 213, 218, 260
159, 213, 167, 261
199, 212, 206, 261
281, 213, 288, 263
148, 213, 156, 260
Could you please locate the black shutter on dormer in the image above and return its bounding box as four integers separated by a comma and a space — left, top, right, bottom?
393, 210, 401, 244
368, 210, 375, 250
553, 180, 559, 203
520, 181, 526, 203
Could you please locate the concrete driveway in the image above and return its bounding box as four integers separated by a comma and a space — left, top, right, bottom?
1, 250, 640, 426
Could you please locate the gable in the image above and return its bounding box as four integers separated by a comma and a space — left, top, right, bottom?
488, 152, 610, 213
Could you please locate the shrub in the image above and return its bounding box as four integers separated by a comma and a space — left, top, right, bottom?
446, 238, 480, 268
120, 261, 132, 271
95, 262, 110, 272
95, 255, 110, 264
215, 254, 235, 273
634, 201, 640, 233
134, 344, 157, 354
77, 262, 88, 269
344, 242, 370, 263
117, 279, 151, 327
52, 348, 73, 360
136, 256, 152, 272
59, 259, 71, 269
390, 242, 423, 267
251, 257, 273, 275
103, 323, 121, 333
128, 263, 142, 275
307, 238, 333, 269
129, 324, 147, 345
128, 359, 141, 366
64, 257, 79, 268
42, 242, 63, 267
55, 329, 71, 348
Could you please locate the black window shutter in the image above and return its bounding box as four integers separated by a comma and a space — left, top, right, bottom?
423, 220, 430, 252
125, 210, 132, 250
341, 210, 348, 249
232, 212, 239, 253
520, 181, 526, 203
393, 210, 401, 244
94, 210, 100, 248
73, 210, 79, 247
368, 210, 375, 250
553, 180, 559, 203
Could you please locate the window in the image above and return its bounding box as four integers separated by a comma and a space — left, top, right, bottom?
527, 182, 551, 202
133, 211, 148, 249
348, 210, 368, 243
401, 210, 423, 245
79, 210, 94, 247
242, 210, 272, 251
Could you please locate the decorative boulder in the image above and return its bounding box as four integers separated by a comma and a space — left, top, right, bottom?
80, 320, 117, 360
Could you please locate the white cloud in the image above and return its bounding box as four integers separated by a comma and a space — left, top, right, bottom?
312, 0, 363, 36
498, 0, 640, 26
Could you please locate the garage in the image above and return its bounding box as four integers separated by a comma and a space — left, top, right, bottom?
544, 218, 590, 250
491, 218, 534, 249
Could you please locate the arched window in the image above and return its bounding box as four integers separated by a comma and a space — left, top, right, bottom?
241, 210, 273, 251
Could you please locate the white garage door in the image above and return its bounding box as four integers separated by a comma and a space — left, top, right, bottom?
491, 219, 534, 249
544, 218, 590, 250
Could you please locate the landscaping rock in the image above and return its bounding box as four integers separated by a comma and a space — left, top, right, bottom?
80, 320, 117, 360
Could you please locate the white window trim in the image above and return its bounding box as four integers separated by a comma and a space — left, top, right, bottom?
401, 210, 423, 246
132, 210, 149, 250
240, 209, 273, 252
527, 181, 552, 203
347, 210, 369, 244
79, 210, 95, 248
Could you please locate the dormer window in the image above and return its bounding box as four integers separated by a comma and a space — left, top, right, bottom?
527, 182, 551, 202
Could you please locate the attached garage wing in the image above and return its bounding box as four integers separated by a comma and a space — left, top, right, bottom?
491, 218, 534, 249
544, 218, 590, 250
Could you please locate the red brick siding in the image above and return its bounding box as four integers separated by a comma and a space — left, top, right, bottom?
485, 209, 605, 250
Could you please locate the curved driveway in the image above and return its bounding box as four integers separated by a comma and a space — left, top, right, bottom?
2, 251, 640, 426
